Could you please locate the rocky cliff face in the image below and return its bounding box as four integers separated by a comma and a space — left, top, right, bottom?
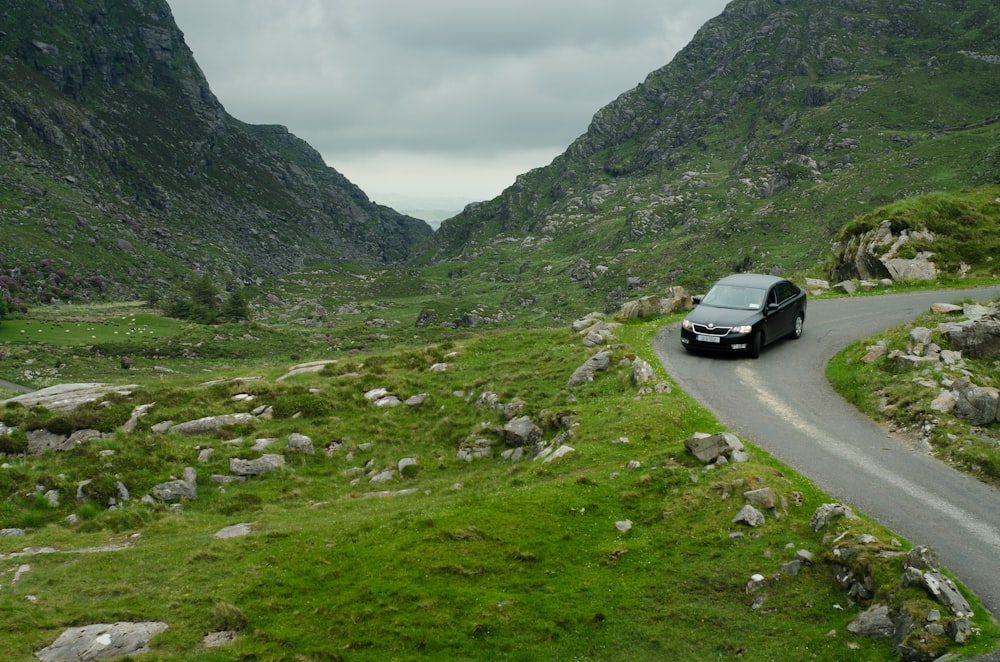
0, 0, 431, 303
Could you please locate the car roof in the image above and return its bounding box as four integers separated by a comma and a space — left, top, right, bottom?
714, 273, 787, 288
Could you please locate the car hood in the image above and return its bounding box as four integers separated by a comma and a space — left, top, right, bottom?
685, 304, 760, 327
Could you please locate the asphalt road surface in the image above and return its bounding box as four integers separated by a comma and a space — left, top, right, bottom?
653, 285, 1000, 633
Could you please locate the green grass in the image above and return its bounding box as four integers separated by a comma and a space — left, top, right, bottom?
827, 306, 1000, 487
1, 307, 998, 660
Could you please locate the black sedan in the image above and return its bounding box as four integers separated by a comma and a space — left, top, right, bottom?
679, 273, 806, 358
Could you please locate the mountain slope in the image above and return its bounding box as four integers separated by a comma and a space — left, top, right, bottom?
415, 0, 1000, 300
0, 0, 432, 304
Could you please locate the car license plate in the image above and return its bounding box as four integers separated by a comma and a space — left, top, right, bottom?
696, 334, 721, 343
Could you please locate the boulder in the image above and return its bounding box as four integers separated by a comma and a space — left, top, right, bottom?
951, 377, 1000, 425
230, 454, 285, 476
3, 383, 139, 412
287, 433, 314, 455
919, 570, 973, 617
619, 295, 661, 319
846, 604, 894, 639
27, 429, 72, 455
733, 504, 765, 527
631, 358, 656, 386
568, 350, 612, 386
660, 286, 693, 314
168, 413, 255, 436
831, 220, 938, 283
744, 487, 777, 510
684, 432, 744, 464
809, 503, 857, 532
152, 467, 197, 501
504, 416, 542, 447
541, 445, 575, 463
36, 622, 169, 662
944, 311, 1000, 358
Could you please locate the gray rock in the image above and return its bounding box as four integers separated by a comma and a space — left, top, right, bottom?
397, 457, 419, 477
620, 295, 661, 319
27, 429, 71, 455
3, 383, 138, 413
230, 454, 285, 476
684, 432, 744, 464
152, 467, 197, 501
287, 433, 314, 455
929, 390, 956, 414
541, 445, 575, 463
744, 487, 777, 510
660, 286, 693, 314
909, 326, 933, 347
168, 413, 255, 436
809, 503, 857, 532
214, 523, 253, 539
568, 350, 612, 386
733, 504, 765, 527
846, 604, 894, 638
903, 545, 940, 571
36, 621, 168, 661
405, 393, 429, 408
945, 313, 1000, 358
631, 358, 656, 386
920, 570, 973, 617
504, 416, 542, 447
951, 377, 1000, 425
369, 469, 395, 483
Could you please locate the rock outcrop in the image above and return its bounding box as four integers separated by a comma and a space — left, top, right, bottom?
831, 220, 938, 283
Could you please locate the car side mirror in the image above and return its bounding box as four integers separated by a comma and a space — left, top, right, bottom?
693, 295, 703, 305
766, 302, 779, 314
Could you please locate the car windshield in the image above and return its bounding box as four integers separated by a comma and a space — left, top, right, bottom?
701, 284, 766, 310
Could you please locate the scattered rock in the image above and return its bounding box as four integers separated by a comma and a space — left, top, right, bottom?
3, 383, 139, 413
504, 416, 542, 447
541, 445, 575, 463
287, 433, 314, 455
568, 350, 612, 386
733, 504, 765, 527
846, 604, 894, 639
809, 503, 857, 532
214, 523, 253, 539
36, 621, 169, 662
168, 413, 255, 436
152, 467, 197, 501
684, 432, 745, 464
230, 454, 285, 476
744, 487, 777, 510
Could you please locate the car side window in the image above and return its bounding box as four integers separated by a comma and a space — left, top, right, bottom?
768, 288, 779, 306
776, 281, 795, 303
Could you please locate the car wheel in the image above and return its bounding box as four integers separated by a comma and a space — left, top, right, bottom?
748, 330, 762, 358
790, 313, 804, 340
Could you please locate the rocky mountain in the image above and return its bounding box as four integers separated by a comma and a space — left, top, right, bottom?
0, 0, 432, 304
416, 0, 999, 297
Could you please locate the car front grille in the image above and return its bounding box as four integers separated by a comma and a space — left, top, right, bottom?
691, 323, 731, 336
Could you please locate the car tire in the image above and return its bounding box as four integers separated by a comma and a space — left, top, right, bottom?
748, 330, 762, 358
790, 313, 804, 340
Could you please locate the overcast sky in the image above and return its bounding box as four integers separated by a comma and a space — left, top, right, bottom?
168, 0, 731, 210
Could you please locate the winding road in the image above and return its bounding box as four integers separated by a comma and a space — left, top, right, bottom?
653, 285, 1000, 635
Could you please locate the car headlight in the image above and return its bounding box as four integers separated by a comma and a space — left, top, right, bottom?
681, 319, 692, 329
732, 325, 753, 334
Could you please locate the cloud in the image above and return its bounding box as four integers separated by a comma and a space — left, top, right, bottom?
168, 0, 730, 205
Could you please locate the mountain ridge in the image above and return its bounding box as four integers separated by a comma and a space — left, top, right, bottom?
416, 0, 1000, 298
0, 0, 431, 304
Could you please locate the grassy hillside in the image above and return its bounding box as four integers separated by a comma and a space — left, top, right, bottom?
1, 304, 998, 660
